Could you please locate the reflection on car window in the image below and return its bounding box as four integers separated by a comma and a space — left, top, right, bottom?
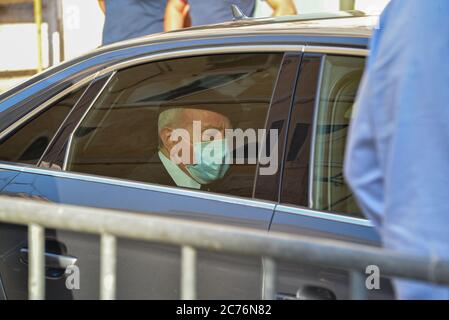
312, 55, 364, 218
66, 53, 283, 198
0, 86, 87, 165
280, 56, 321, 208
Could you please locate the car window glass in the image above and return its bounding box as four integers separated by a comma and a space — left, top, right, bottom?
0, 86, 87, 165
66, 53, 283, 198
311, 55, 365, 218
280, 56, 321, 207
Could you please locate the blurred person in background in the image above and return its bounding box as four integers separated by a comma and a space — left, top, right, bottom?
345, 0, 449, 299
99, 1, 297, 45
98, 0, 167, 45
164, 0, 297, 31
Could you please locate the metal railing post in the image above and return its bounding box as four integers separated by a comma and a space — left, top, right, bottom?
33, 0, 43, 72
262, 257, 277, 300
100, 234, 117, 300
28, 223, 45, 300
181, 246, 197, 300
350, 270, 367, 300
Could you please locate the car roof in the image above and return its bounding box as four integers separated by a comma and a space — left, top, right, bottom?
0, 12, 376, 108
98, 11, 377, 52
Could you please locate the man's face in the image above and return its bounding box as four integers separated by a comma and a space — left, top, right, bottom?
159, 108, 232, 165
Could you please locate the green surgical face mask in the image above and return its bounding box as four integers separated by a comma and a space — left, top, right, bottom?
186, 139, 230, 184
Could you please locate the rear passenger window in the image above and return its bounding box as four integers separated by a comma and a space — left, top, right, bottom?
311, 55, 365, 217
280, 54, 365, 219
65, 53, 283, 198
0, 86, 87, 165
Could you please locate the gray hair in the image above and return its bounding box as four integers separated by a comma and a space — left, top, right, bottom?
158, 108, 185, 133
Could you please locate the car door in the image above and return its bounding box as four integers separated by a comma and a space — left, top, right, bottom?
0, 49, 298, 299
269, 51, 395, 300
0, 167, 21, 301
0, 82, 93, 300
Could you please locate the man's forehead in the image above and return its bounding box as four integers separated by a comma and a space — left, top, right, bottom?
184, 108, 228, 121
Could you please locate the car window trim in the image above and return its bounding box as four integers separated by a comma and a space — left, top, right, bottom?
304, 46, 368, 57
253, 51, 303, 202
308, 55, 326, 209
34, 73, 101, 167
278, 46, 369, 222
0, 162, 276, 210
37, 74, 117, 169
93, 45, 304, 78
0, 74, 97, 143
275, 203, 373, 227
59, 45, 304, 174
0, 46, 364, 148
309, 52, 368, 218
61, 72, 116, 170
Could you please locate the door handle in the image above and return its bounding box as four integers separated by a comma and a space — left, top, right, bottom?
296, 285, 336, 300
277, 285, 337, 300
19, 248, 77, 269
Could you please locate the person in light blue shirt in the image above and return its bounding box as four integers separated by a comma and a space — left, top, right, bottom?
164, 0, 297, 32
344, 0, 449, 299
99, 0, 167, 45
98, 0, 264, 46
188, 0, 256, 26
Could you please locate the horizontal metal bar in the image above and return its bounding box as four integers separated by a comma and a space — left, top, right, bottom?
305, 45, 368, 57
1, 196, 449, 286
0, 70, 38, 78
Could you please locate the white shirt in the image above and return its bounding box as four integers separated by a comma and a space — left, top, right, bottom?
158, 151, 201, 190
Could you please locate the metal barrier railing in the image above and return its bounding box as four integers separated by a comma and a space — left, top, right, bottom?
0, 196, 449, 300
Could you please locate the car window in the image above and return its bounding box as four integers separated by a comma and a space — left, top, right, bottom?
0, 85, 87, 165
65, 53, 283, 198
279, 54, 365, 219
311, 55, 365, 218
280, 55, 321, 207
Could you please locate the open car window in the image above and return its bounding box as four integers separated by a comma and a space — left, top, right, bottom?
311, 55, 365, 218
65, 53, 283, 199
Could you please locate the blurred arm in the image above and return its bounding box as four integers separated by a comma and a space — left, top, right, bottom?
164, 0, 191, 32
266, 0, 297, 16
98, 0, 105, 14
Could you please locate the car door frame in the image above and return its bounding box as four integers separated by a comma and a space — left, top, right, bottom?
37, 43, 306, 197
271, 44, 374, 239
267, 45, 395, 300
0, 44, 304, 299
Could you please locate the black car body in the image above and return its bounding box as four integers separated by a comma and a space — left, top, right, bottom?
0, 12, 394, 299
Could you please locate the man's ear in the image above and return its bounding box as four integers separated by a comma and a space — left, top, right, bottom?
159, 127, 174, 151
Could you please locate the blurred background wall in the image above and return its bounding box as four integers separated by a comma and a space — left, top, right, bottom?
0, 0, 390, 93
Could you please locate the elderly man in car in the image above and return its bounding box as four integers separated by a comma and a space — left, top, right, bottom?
148, 107, 232, 190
